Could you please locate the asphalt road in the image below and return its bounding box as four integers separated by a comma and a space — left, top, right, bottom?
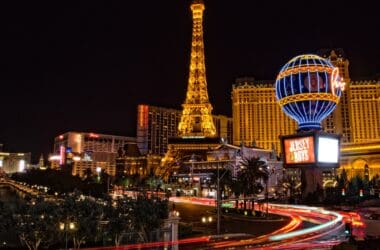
171, 202, 290, 237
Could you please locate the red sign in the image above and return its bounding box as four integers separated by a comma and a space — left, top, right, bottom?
284, 136, 315, 164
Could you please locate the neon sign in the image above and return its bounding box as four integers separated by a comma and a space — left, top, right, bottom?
331, 67, 346, 95
284, 136, 315, 164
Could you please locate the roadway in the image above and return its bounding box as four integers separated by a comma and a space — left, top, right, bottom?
168, 198, 361, 249
84, 198, 366, 250
173, 201, 290, 237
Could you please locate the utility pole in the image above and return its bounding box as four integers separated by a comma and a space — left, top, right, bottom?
266, 164, 274, 218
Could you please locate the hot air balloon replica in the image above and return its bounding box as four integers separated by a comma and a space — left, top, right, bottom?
276, 54, 346, 198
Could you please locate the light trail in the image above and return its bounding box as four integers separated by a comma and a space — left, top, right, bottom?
85, 199, 352, 250
269, 206, 343, 241
83, 236, 211, 250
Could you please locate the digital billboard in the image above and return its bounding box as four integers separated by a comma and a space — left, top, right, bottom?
284, 136, 315, 165
317, 137, 339, 163
281, 132, 340, 168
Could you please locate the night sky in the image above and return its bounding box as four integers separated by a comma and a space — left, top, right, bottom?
1, 1, 379, 162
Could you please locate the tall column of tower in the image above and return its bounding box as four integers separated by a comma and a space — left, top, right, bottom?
177, 0, 216, 137
322, 50, 351, 142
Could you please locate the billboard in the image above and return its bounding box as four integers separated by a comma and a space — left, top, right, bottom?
317, 136, 339, 163
284, 136, 315, 165
281, 132, 340, 168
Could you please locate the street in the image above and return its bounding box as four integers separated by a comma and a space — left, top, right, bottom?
172, 201, 290, 237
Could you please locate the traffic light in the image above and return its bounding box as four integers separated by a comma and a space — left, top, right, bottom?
359, 189, 363, 197
341, 188, 345, 196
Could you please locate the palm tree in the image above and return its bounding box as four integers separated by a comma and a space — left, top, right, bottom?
238, 157, 268, 211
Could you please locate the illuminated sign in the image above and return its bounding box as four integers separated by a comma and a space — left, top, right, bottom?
89, 133, 99, 138
318, 137, 339, 163
331, 68, 346, 95
73, 156, 81, 161
19, 160, 25, 172
49, 155, 61, 161
59, 146, 65, 165
83, 151, 93, 161
281, 132, 340, 168
138, 105, 149, 128
284, 136, 315, 164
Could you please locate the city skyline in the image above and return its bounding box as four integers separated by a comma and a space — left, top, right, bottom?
1, 1, 380, 161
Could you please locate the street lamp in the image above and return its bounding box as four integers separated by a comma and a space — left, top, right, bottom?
216, 162, 229, 235
96, 166, 102, 183
59, 221, 76, 250
258, 157, 271, 218
189, 154, 196, 190
96, 166, 101, 175
201, 216, 213, 224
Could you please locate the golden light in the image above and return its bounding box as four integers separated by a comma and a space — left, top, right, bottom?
73, 156, 81, 161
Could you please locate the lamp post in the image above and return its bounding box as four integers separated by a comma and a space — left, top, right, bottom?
258, 158, 271, 218
216, 162, 229, 235
96, 166, 101, 175
96, 166, 101, 183
59, 221, 76, 250
189, 154, 195, 190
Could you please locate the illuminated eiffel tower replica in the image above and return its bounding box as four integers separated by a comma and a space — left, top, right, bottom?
159, 0, 221, 179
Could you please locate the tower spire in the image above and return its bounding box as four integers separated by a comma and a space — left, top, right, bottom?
178, 0, 216, 137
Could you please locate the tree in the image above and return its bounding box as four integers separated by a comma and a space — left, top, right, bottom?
102, 196, 135, 246
0, 201, 14, 232
230, 179, 243, 209
59, 194, 103, 249
238, 157, 268, 210
337, 169, 348, 190
348, 175, 364, 197
133, 195, 168, 242
142, 169, 163, 193
83, 168, 93, 183
12, 201, 60, 250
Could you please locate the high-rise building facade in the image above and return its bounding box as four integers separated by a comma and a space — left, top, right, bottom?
137, 104, 232, 155
319, 49, 380, 144
349, 80, 380, 143
232, 77, 297, 152
50, 132, 135, 177
320, 49, 351, 143
212, 114, 233, 143
0, 151, 31, 174
137, 105, 182, 155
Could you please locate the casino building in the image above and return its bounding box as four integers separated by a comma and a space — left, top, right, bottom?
49, 132, 136, 177
232, 50, 380, 181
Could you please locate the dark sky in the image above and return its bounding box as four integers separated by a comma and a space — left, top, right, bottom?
1, 1, 379, 162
